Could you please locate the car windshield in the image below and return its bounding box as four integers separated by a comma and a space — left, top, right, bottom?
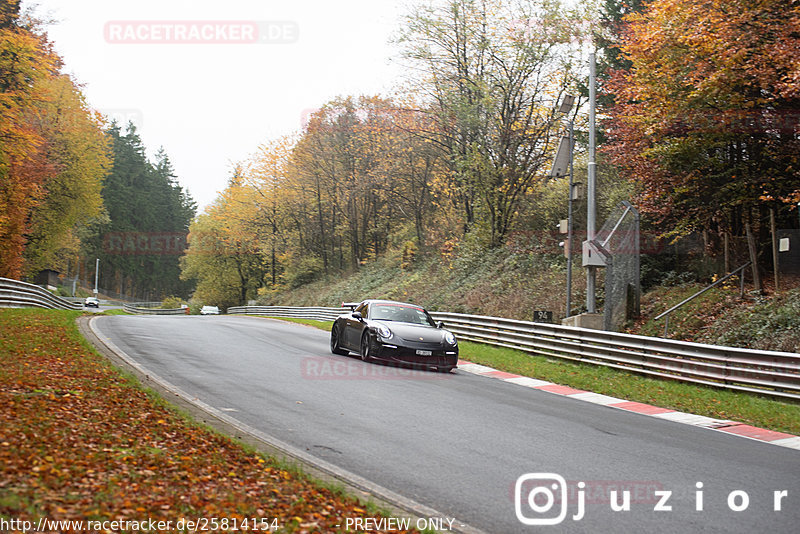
369, 304, 433, 326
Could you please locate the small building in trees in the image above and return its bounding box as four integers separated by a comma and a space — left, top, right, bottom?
33, 269, 61, 291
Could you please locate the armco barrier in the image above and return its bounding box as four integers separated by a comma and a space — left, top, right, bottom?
227, 305, 344, 321
122, 303, 186, 315
228, 305, 800, 401
0, 277, 82, 310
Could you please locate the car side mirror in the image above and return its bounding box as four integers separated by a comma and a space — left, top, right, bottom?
352, 311, 364, 321
436, 321, 445, 329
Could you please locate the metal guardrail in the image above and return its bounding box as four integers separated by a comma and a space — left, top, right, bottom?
227, 305, 344, 321
0, 277, 83, 310
228, 305, 800, 401
126, 301, 165, 309
432, 311, 800, 401
122, 303, 186, 315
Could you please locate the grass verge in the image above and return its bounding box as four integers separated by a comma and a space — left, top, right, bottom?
0, 309, 418, 533
100, 308, 131, 316
261, 317, 334, 330
282, 318, 800, 435
457, 342, 800, 435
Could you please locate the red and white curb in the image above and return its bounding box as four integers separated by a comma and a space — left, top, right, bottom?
456, 360, 800, 451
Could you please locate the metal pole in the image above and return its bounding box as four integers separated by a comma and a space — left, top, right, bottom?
586, 52, 597, 313
94, 258, 99, 295
566, 119, 574, 317
655, 262, 751, 320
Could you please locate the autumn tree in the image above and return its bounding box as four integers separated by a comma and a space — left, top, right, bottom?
0, 1, 20, 28
22, 74, 111, 275
180, 167, 265, 307
185, 95, 452, 297
381, 103, 448, 247
0, 8, 110, 279
605, 0, 800, 240
244, 136, 295, 287
0, 11, 54, 277
397, 0, 586, 246
290, 96, 420, 272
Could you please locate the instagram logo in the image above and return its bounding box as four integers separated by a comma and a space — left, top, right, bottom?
515, 473, 577, 525
514, 474, 788, 524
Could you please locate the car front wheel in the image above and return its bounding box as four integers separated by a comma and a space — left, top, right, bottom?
360, 334, 372, 362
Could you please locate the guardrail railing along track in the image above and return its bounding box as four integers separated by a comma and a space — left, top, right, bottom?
122, 303, 186, 315
227, 305, 800, 401
227, 305, 343, 321
0, 277, 83, 311
4, 282, 795, 402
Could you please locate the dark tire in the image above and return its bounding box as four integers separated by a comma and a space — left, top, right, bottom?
330, 324, 348, 355
360, 334, 372, 362
437, 366, 454, 373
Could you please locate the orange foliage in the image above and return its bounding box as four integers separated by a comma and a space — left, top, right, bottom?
604, 0, 800, 227
0, 309, 419, 532
0, 19, 108, 278
0, 25, 58, 278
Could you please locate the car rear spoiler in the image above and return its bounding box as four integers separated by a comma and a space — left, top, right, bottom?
341, 302, 359, 311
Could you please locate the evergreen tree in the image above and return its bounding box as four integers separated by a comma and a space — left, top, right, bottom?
89, 123, 196, 299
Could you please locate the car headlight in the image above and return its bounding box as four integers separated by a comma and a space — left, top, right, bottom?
443, 331, 457, 345
377, 324, 393, 339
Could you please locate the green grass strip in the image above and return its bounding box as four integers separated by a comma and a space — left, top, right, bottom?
458, 341, 800, 435
264, 317, 334, 330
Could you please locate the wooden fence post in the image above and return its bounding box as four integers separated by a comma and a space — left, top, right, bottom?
745, 222, 762, 293
770, 208, 779, 292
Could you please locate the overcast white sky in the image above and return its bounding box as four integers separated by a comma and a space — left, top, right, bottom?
23, 0, 413, 210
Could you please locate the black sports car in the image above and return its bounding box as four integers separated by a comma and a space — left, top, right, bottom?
330, 300, 458, 372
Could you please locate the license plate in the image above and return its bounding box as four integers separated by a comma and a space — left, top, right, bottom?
416, 350, 432, 356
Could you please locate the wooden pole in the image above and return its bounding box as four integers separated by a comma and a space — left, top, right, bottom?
745, 222, 761, 293
770, 208, 779, 292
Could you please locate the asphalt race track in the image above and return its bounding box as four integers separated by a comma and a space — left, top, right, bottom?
90, 315, 800, 533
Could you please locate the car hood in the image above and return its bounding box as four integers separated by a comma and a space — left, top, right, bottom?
374, 321, 445, 343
